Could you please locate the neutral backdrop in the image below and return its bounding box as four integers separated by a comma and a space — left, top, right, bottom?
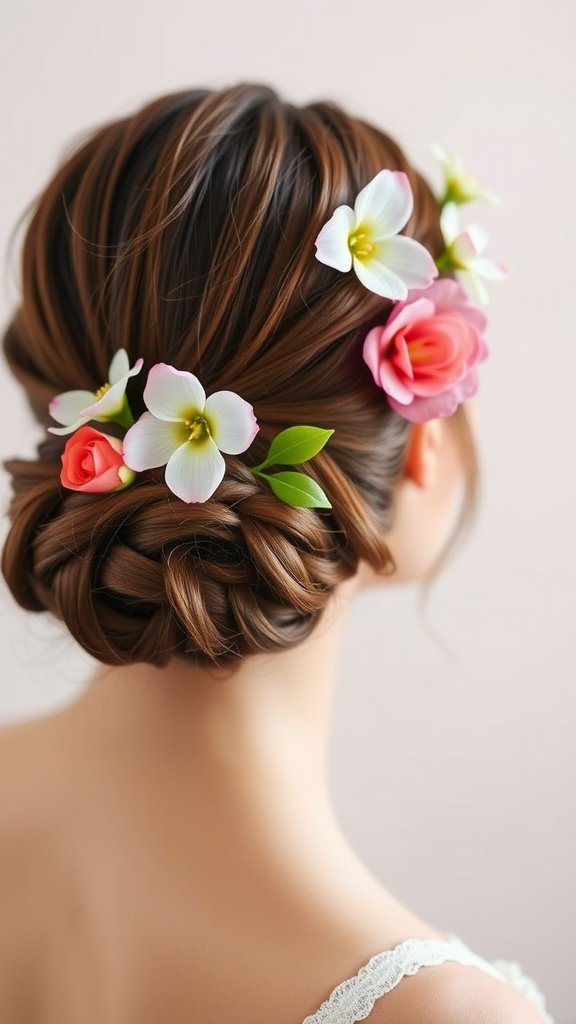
1, 1, 574, 1021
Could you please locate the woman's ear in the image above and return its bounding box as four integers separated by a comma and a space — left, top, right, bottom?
403, 418, 444, 489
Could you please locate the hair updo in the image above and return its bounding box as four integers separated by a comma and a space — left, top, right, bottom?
1, 82, 478, 668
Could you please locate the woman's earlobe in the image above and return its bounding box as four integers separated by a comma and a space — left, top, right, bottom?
403, 419, 443, 489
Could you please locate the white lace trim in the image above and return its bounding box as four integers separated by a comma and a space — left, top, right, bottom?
301, 933, 555, 1024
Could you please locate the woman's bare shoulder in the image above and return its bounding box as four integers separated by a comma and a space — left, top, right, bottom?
363, 961, 549, 1024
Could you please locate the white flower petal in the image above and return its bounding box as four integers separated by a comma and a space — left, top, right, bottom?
470, 256, 507, 281
49, 389, 96, 425
48, 417, 87, 436
456, 268, 489, 306
432, 143, 462, 179
463, 223, 489, 254
452, 233, 477, 265
164, 437, 226, 503
451, 151, 466, 179
354, 170, 413, 239
377, 235, 438, 290
144, 363, 206, 421
108, 349, 130, 385
81, 378, 127, 419
127, 357, 144, 378
203, 390, 259, 454
440, 202, 460, 245
430, 142, 449, 165
352, 255, 408, 301
314, 205, 355, 271
476, 186, 501, 206
123, 412, 185, 470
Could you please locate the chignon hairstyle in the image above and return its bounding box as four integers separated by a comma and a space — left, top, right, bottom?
1, 82, 478, 669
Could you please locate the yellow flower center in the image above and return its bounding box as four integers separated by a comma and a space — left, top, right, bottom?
447, 173, 477, 204
95, 382, 111, 400
406, 341, 429, 364
185, 415, 211, 443
348, 226, 377, 261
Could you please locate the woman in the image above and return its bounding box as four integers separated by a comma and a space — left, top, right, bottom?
0, 82, 554, 1022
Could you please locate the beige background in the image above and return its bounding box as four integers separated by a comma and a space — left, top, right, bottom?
1, 1, 574, 1021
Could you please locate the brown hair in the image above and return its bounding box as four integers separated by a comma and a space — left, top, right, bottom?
1, 82, 478, 668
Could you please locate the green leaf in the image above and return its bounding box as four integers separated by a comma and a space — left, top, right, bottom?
256, 425, 334, 470
263, 471, 332, 509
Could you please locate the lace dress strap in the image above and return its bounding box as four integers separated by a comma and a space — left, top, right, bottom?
301, 933, 555, 1024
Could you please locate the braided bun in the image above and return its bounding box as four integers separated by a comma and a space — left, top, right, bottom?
2, 450, 396, 666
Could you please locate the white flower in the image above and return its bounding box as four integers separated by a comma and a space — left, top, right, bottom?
123, 363, 260, 504
439, 203, 507, 305
48, 349, 143, 435
314, 169, 438, 301
431, 143, 500, 206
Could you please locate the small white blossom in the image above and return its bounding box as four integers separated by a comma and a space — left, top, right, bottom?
49, 349, 143, 435
439, 203, 507, 305
431, 143, 500, 206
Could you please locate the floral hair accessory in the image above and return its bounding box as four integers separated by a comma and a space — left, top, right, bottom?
436, 202, 507, 306
362, 278, 488, 421
60, 425, 135, 493
123, 364, 333, 507
48, 348, 143, 435
50, 357, 334, 508
312, 145, 506, 421
122, 364, 260, 504
314, 169, 438, 300
430, 143, 501, 207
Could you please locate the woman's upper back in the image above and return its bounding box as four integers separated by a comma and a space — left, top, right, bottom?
0, 717, 555, 1024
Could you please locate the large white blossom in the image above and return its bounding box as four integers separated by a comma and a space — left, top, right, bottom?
314, 169, 438, 301
123, 363, 259, 504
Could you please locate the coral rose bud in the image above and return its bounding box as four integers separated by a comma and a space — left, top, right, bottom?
60, 425, 135, 493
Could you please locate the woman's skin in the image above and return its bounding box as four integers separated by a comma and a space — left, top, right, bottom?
0, 408, 474, 1023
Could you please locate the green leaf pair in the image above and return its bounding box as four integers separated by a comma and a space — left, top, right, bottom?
251, 425, 334, 509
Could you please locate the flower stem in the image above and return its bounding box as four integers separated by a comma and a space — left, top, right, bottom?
435, 250, 452, 272
114, 400, 135, 430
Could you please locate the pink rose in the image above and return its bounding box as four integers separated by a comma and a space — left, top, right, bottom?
362, 278, 489, 421
60, 425, 134, 493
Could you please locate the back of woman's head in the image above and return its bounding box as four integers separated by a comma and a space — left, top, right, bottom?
1, 81, 477, 668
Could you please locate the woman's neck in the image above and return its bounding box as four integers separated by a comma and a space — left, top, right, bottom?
64, 581, 358, 859
36, 571, 436, 952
